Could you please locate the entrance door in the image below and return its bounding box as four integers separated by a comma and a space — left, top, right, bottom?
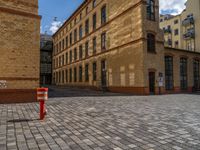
101, 60, 107, 88
149, 72, 155, 94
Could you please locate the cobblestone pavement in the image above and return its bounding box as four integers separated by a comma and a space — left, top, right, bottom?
1, 92, 200, 150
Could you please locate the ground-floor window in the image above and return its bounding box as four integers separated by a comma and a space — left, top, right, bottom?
193, 59, 200, 88
74, 67, 77, 82
70, 68, 72, 82
165, 56, 174, 90
79, 66, 82, 82
180, 58, 188, 90
66, 69, 68, 83
85, 64, 89, 82
93, 62, 97, 81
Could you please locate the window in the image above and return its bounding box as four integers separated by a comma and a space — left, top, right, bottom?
74, 18, 77, 25
93, 13, 97, 30
101, 32, 106, 50
180, 58, 188, 90
93, 37, 97, 54
193, 60, 200, 88
85, 41, 89, 57
85, 64, 89, 82
66, 36, 68, 48
165, 56, 174, 90
62, 39, 65, 50
174, 29, 179, 35
74, 67, 77, 82
62, 55, 64, 66
80, 13, 82, 20
62, 70, 64, 83
85, 19, 89, 35
74, 29, 77, 42
66, 69, 68, 83
79, 66, 83, 82
79, 25, 83, 39
70, 32, 72, 45
147, 0, 155, 21
59, 41, 61, 52
70, 50, 72, 62
69, 68, 72, 82
175, 41, 179, 48
66, 52, 68, 64
93, 0, 96, 8
93, 62, 97, 81
79, 45, 83, 59
174, 19, 178, 24
147, 33, 156, 52
74, 48, 77, 60
101, 5, 106, 25
86, 6, 89, 14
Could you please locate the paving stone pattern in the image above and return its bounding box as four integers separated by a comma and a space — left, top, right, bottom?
1, 93, 200, 150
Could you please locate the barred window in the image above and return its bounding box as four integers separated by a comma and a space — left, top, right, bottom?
165, 56, 174, 90
147, 33, 156, 52
193, 59, 200, 88
180, 58, 188, 90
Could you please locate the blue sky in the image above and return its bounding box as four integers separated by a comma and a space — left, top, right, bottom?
39, 0, 84, 34
39, 0, 186, 35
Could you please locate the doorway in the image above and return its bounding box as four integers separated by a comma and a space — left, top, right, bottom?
149, 72, 155, 94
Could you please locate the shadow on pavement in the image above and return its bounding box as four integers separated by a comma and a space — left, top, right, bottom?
46, 86, 133, 98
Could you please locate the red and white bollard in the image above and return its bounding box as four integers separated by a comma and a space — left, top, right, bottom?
37, 88, 48, 120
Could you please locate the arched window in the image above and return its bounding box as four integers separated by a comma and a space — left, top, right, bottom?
147, 33, 156, 52
147, 0, 155, 21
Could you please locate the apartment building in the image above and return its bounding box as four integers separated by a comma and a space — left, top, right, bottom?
53, 0, 200, 95
160, 0, 200, 52
0, 0, 41, 103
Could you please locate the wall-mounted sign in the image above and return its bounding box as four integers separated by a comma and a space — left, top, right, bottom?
0, 80, 7, 89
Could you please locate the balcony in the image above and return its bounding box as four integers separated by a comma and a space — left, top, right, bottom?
163, 28, 172, 34
183, 28, 195, 39
182, 15, 194, 26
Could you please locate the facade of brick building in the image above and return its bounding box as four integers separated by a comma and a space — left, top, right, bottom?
0, 0, 41, 103
53, 0, 200, 95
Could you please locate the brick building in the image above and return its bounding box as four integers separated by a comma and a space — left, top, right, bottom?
0, 0, 41, 103
53, 0, 200, 95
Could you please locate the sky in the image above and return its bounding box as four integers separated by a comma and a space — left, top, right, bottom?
39, 0, 187, 35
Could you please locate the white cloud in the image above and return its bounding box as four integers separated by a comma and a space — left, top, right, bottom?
159, 0, 187, 15
49, 21, 62, 34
